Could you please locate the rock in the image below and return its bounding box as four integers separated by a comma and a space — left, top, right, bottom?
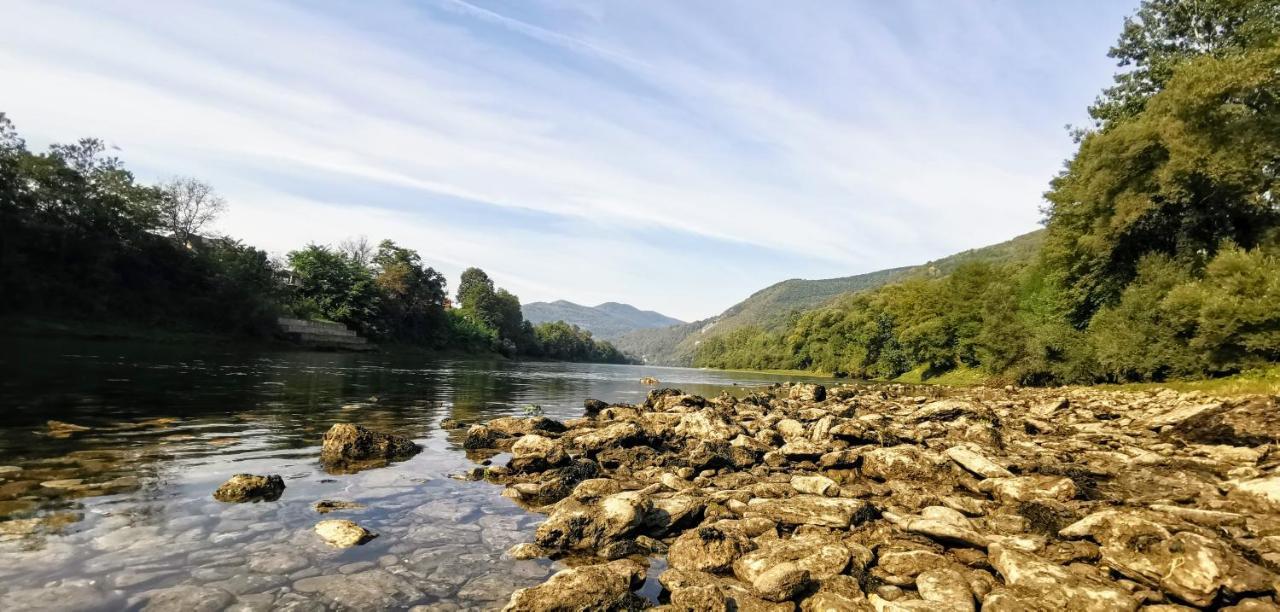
883, 507, 989, 548
314, 519, 377, 547
660, 568, 793, 612
801, 574, 872, 611
862, 446, 939, 481
212, 474, 285, 503
792, 474, 839, 496
142, 585, 235, 612
912, 399, 983, 422
981, 475, 1076, 503
47, 420, 90, 434
915, 568, 974, 612
752, 564, 810, 602
671, 584, 730, 609
780, 440, 826, 459
507, 543, 546, 560
945, 446, 1013, 478
987, 544, 1138, 611
646, 494, 705, 535
1227, 474, 1280, 512
535, 491, 649, 552
0, 584, 125, 611
1142, 402, 1223, 430
292, 569, 424, 609
734, 533, 851, 587
584, 398, 609, 415
439, 417, 466, 430
502, 559, 646, 611
1074, 513, 1276, 607
874, 550, 947, 581
789, 384, 826, 402
320, 423, 420, 470
314, 499, 365, 513
747, 496, 870, 528
510, 434, 569, 472
464, 424, 501, 449
675, 412, 742, 442
575, 422, 645, 452
668, 525, 753, 572
640, 376, 660, 385
1170, 397, 1280, 445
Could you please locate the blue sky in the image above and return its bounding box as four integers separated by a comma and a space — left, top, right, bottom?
1, 0, 1135, 321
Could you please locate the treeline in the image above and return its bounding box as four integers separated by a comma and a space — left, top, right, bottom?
0, 114, 630, 363
697, 0, 1280, 385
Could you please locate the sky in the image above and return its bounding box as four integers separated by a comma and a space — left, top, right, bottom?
1, 0, 1137, 321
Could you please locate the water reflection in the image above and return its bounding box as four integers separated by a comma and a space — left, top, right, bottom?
0, 337, 829, 609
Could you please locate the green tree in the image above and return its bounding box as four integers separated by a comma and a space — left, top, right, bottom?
286, 245, 380, 333
1091, 0, 1280, 128
1045, 46, 1280, 324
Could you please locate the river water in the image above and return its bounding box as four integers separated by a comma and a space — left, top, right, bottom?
0, 338, 829, 611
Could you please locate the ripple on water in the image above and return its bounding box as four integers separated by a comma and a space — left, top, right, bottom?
0, 339, 831, 609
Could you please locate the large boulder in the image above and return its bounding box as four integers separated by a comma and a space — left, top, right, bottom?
502, 559, 646, 612
320, 423, 420, 471
535, 491, 650, 553
510, 434, 569, 473
1060, 510, 1275, 606
212, 473, 284, 503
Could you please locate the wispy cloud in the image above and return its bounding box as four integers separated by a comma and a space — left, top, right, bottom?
0, 0, 1132, 320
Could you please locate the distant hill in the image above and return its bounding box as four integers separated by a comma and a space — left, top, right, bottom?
522, 300, 684, 340
614, 230, 1046, 365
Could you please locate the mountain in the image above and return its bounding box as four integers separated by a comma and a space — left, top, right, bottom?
522, 300, 684, 340
613, 230, 1046, 365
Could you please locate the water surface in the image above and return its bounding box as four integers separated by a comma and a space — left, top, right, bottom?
0, 338, 828, 610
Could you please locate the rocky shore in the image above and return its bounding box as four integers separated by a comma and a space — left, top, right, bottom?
457, 383, 1280, 610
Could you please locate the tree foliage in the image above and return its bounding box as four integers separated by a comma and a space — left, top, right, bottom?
697, 1, 1280, 385
0, 113, 632, 364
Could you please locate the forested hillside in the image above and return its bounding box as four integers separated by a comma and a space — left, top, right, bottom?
696, 0, 1280, 384
522, 300, 682, 340
615, 230, 1045, 365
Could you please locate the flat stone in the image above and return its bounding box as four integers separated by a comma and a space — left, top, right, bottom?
746, 496, 869, 528
142, 585, 235, 612
314, 520, 377, 548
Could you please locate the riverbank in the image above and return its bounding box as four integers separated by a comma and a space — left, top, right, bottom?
460, 381, 1280, 610
713, 362, 1280, 397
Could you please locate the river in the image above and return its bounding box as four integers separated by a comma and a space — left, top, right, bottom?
0, 338, 830, 610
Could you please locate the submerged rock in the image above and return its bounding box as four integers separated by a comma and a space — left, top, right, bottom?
211, 473, 284, 503
314, 499, 365, 514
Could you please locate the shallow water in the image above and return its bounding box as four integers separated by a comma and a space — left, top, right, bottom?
0, 338, 828, 610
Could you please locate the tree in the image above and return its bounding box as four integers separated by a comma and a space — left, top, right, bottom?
457, 267, 495, 310
339, 235, 376, 268
286, 245, 380, 333
1044, 46, 1280, 324
157, 177, 226, 242
372, 240, 448, 344
1090, 0, 1280, 128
